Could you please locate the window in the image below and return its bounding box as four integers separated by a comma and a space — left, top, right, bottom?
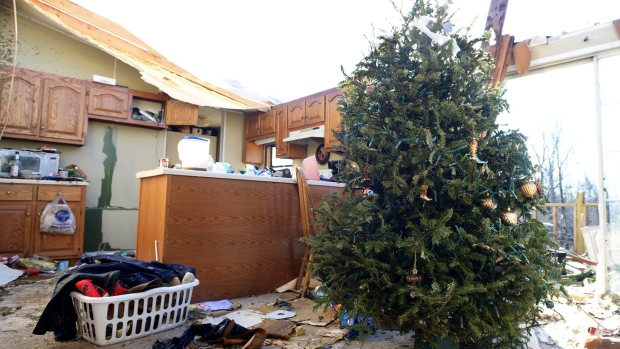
266, 145, 293, 172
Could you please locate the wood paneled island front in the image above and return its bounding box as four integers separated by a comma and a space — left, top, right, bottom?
135, 168, 343, 302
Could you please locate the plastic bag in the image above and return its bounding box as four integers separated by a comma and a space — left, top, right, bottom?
14, 257, 57, 271
40, 193, 76, 234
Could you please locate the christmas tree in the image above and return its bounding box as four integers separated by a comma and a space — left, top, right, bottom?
306, 1, 562, 348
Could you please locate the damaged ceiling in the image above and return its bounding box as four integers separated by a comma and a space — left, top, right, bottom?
2, 0, 273, 113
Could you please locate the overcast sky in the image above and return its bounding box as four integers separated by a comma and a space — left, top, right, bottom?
73, 0, 620, 103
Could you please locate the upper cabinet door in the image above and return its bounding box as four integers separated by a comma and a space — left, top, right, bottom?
287, 101, 305, 129
165, 99, 199, 125
260, 110, 276, 135
0, 67, 41, 137
276, 106, 289, 157
325, 90, 344, 151
304, 95, 325, 126
276, 105, 307, 159
245, 114, 261, 139
39, 77, 87, 144
287, 96, 325, 129
88, 86, 130, 119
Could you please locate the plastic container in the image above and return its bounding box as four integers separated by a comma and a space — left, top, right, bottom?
178, 136, 210, 170
71, 279, 199, 346
206, 155, 214, 172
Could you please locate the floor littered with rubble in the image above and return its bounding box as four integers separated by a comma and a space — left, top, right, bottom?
1, 272, 620, 349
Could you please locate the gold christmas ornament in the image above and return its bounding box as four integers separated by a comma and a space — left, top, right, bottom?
481, 197, 496, 211
469, 138, 478, 157
520, 182, 537, 198
501, 208, 518, 226
419, 184, 432, 201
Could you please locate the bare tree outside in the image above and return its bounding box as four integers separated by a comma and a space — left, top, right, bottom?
532, 122, 600, 250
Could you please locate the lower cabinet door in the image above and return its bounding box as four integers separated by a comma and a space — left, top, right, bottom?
0, 203, 33, 257
33, 202, 82, 258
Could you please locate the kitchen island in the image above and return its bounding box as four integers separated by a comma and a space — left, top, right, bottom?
135, 168, 343, 302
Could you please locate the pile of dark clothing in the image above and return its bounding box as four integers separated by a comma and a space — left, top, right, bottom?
32, 255, 195, 341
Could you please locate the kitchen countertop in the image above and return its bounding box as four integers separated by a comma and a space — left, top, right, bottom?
0, 178, 89, 186
136, 167, 344, 187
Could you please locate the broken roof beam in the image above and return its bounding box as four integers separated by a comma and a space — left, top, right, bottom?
480, 0, 521, 85
25, 0, 270, 109
481, 0, 509, 53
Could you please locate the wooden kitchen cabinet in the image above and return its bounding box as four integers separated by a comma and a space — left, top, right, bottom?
0, 66, 41, 138
0, 66, 88, 146
287, 95, 325, 130
0, 182, 87, 261
324, 90, 344, 151
0, 183, 34, 257
245, 110, 276, 140
243, 109, 279, 164
87, 84, 130, 120
242, 140, 264, 164
165, 99, 199, 125
34, 201, 83, 258
87, 86, 167, 129
40, 76, 88, 144
245, 114, 260, 139
275, 105, 307, 158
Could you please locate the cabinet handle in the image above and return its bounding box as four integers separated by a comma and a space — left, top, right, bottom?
5, 190, 10, 195
38, 212, 41, 217
27, 212, 31, 217
41, 124, 45, 130
58, 192, 62, 195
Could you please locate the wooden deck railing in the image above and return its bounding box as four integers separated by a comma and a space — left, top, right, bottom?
532, 192, 599, 254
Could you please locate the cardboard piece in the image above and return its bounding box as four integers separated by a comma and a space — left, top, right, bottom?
257, 319, 294, 340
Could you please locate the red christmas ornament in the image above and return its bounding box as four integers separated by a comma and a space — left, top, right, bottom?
536, 182, 544, 196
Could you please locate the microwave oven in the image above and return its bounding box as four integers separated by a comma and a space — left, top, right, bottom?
0, 149, 60, 178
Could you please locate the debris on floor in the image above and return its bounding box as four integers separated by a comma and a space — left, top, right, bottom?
4, 250, 620, 348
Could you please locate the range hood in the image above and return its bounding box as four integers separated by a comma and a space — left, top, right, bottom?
283, 125, 325, 143
254, 136, 276, 145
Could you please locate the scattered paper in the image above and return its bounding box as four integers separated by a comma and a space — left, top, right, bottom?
266, 310, 296, 320
203, 309, 266, 329
192, 299, 233, 312
0, 264, 24, 285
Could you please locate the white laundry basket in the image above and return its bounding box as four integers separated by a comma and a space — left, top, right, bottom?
70, 279, 199, 346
